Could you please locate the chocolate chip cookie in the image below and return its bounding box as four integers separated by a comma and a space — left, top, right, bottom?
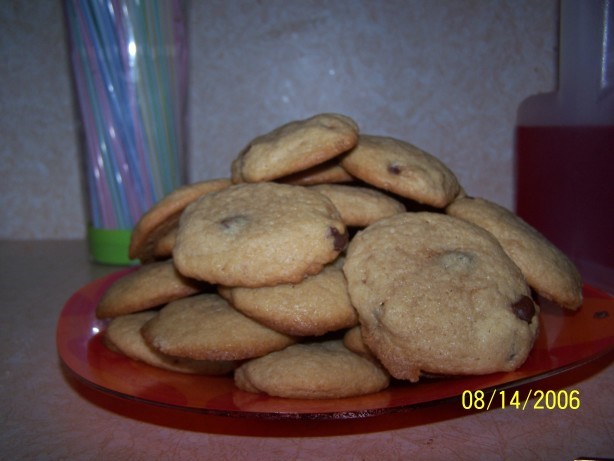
218, 258, 357, 336
173, 182, 348, 287
234, 340, 390, 399
105, 311, 238, 375
231, 113, 359, 183
309, 183, 406, 227
129, 178, 231, 262
277, 158, 354, 186
446, 196, 583, 310
343, 212, 539, 382
96, 260, 203, 318
340, 135, 461, 207
141, 294, 297, 361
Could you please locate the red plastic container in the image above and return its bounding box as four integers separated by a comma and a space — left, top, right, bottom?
515, 0, 614, 293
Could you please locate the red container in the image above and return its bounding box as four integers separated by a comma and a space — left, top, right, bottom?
515, 0, 614, 293
515, 125, 614, 290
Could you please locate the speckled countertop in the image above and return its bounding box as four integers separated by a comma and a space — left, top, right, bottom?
0, 240, 612, 460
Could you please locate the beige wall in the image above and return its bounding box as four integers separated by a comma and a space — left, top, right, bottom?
0, 0, 557, 239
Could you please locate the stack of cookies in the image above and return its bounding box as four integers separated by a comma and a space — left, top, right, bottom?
97, 113, 583, 399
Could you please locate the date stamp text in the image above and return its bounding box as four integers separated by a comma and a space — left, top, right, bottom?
462, 389, 580, 411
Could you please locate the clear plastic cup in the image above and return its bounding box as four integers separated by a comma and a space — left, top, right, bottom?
65, 0, 189, 265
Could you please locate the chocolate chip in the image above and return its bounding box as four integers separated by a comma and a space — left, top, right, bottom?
594, 310, 609, 319
219, 215, 248, 230
328, 226, 348, 251
387, 163, 402, 175
511, 296, 535, 323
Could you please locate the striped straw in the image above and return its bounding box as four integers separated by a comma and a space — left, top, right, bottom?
65, 0, 187, 230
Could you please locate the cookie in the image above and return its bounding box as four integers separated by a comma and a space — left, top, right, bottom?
340, 135, 461, 208
218, 259, 357, 336
232, 373, 392, 411
141, 294, 297, 361
446, 196, 583, 310
277, 159, 354, 186
343, 212, 539, 382
151, 226, 177, 259
95, 260, 203, 319
310, 184, 406, 227
231, 113, 359, 183
234, 340, 390, 399
173, 182, 348, 287
104, 312, 238, 375
342, 326, 375, 359
129, 178, 231, 262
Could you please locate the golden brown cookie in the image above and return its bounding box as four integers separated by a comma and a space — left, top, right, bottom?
340, 135, 461, 208
277, 159, 354, 186
151, 226, 177, 259
342, 326, 376, 359
129, 178, 231, 262
343, 212, 539, 382
231, 113, 359, 183
446, 196, 583, 310
218, 259, 357, 336
104, 312, 238, 375
310, 184, 406, 227
173, 182, 348, 287
141, 294, 297, 361
95, 260, 203, 319
234, 340, 390, 399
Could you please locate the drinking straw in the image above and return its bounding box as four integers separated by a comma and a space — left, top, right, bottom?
65, 0, 187, 230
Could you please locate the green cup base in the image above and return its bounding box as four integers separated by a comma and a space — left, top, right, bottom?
87, 227, 138, 266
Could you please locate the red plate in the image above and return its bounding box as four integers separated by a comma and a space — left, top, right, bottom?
56, 269, 613, 419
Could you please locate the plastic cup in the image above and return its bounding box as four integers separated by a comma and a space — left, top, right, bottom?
64, 0, 188, 265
